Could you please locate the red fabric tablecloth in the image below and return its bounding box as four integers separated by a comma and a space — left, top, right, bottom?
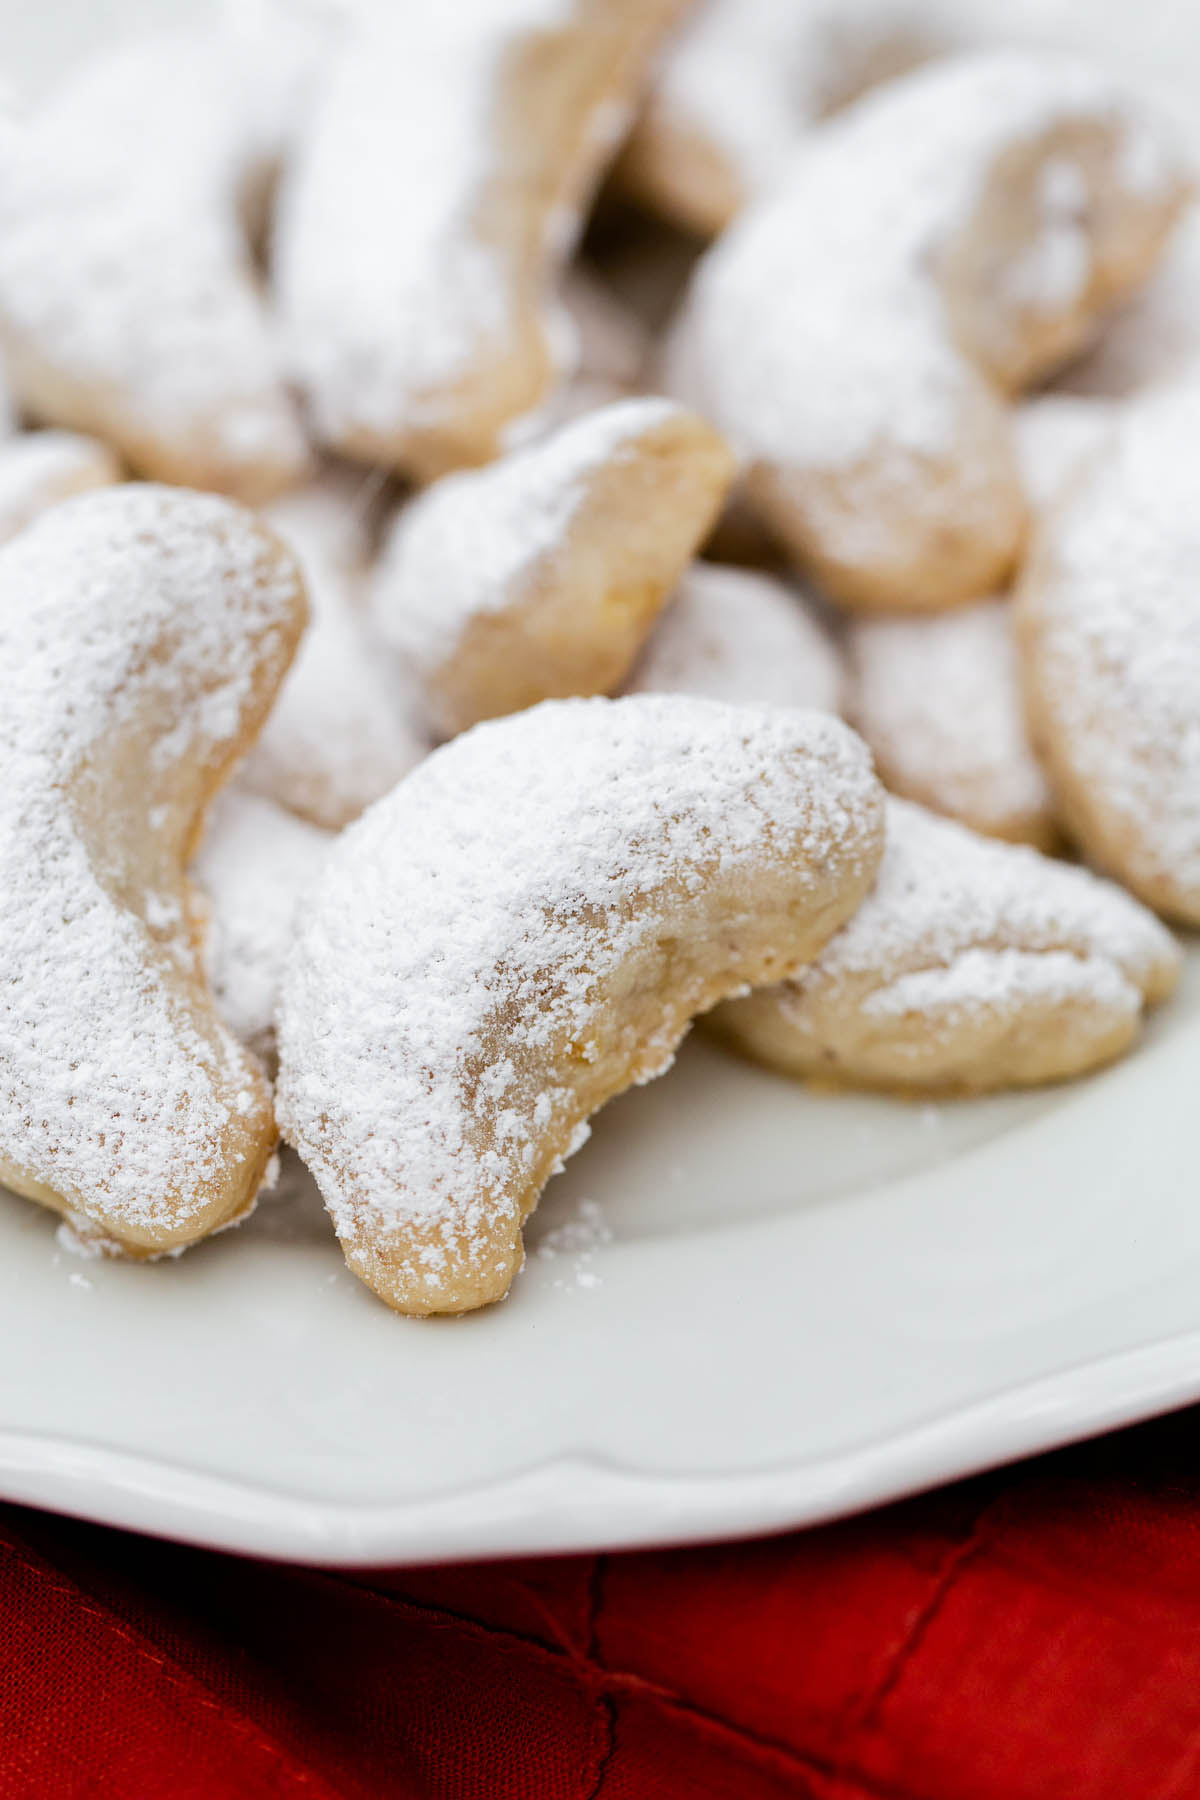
5, 1407, 1200, 1797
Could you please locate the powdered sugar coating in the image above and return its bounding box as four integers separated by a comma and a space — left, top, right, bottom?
0, 484, 305, 1248
1014, 393, 1117, 514
1059, 202, 1200, 399
1017, 383, 1200, 921
275, 0, 544, 447
193, 788, 331, 1059
666, 50, 1184, 606
621, 0, 957, 231
374, 397, 686, 671
848, 598, 1054, 843
242, 470, 428, 828
627, 562, 845, 714
675, 50, 1180, 473
822, 801, 1172, 999
0, 28, 310, 499
274, 0, 676, 474
371, 396, 733, 739
276, 695, 883, 1311
714, 798, 1179, 1089
0, 429, 120, 544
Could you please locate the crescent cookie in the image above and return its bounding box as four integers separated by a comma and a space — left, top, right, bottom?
1058, 203, 1200, 399
0, 485, 307, 1254
0, 430, 120, 545
626, 562, 845, 716
276, 695, 885, 1314
1014, 393, 1117, 515
711, 799, 1179, 1093
193, 789, 331, 1065
274, 0, 683, 481
241, 472, 429, 828
1016, 385, 1200, 924
618, 0, 956, 236
848, 598, 1056, 847
0, 29, 311, 501
371, 398, 735, 739
666, 51, 1186, 610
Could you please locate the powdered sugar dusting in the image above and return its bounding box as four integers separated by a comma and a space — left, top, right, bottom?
535, 1196, 612, 1292
274, 0, 578, 449
865, 944, 1134, 1023
632, 0, 956, 212
1014, 393, 1117, 514
0, 28, 308, 491
627, 562, 845, 715
242, 470, 429, 827
849, 598, 1053, 838
276, 696, 881, 1289
0, 429, 119, 544
373, 397, 685, 671
1058, 202, 1200, 399
788, 799, 1176, 1021
0, 485, 299, 1237
1020, 383, 1200, 904
671, 51, 1180, 474
193, 788, 331, 1059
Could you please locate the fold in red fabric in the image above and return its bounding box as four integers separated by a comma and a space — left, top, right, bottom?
4, 1407, 1200, 1798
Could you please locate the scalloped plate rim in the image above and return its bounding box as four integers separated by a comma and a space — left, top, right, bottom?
3, 1322, 1200, 1565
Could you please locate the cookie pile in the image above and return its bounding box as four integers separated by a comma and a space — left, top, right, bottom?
0, 1, 1194, 1314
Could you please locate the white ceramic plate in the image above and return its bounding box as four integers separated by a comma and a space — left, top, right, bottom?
2, 953, 1199, 1565
4, 0, 1200, 1566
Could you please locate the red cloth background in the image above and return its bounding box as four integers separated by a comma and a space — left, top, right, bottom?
4, 1407, 1200, 1797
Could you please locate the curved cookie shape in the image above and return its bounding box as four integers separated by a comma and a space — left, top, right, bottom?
1014, 393, 1116, 515
618, 0, 956, 236
0, 29, 311, 501
667, 51, 1186, 610
275, 0, 683, 480
848, 598, 1056, 847
1058, 203, 1200, 399
371, 399, 735, 739
1017, 385, 1200, 923
276, 695, 885, 1313
243, 471, 429, 827
193, 788, 331, 1065
0, 485, 307, 1253
0, 430, 120, 544
626, 562, 845, 715
712, 799, 1178, 1092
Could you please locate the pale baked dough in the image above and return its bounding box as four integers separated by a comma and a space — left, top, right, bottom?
371, 398, 735, 739
0, 28, 311, 500
1014, 392, 1117, 515
712, 798, 1178, 1092
618, 0, 956, 235
626, 562, 845, 716
0, 485, 307, 1254
0, 430, 120, 544
848, 598, 1056, 847
1017, 384, 1200, 924
1057, 202, 1200, 399
276, 695, 885, 1313
844, 381, 1123, 846
275, 0, 684, 480
666, 51, 1186, 610
242, 470, 429, 828
193, 788, 331, 1064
